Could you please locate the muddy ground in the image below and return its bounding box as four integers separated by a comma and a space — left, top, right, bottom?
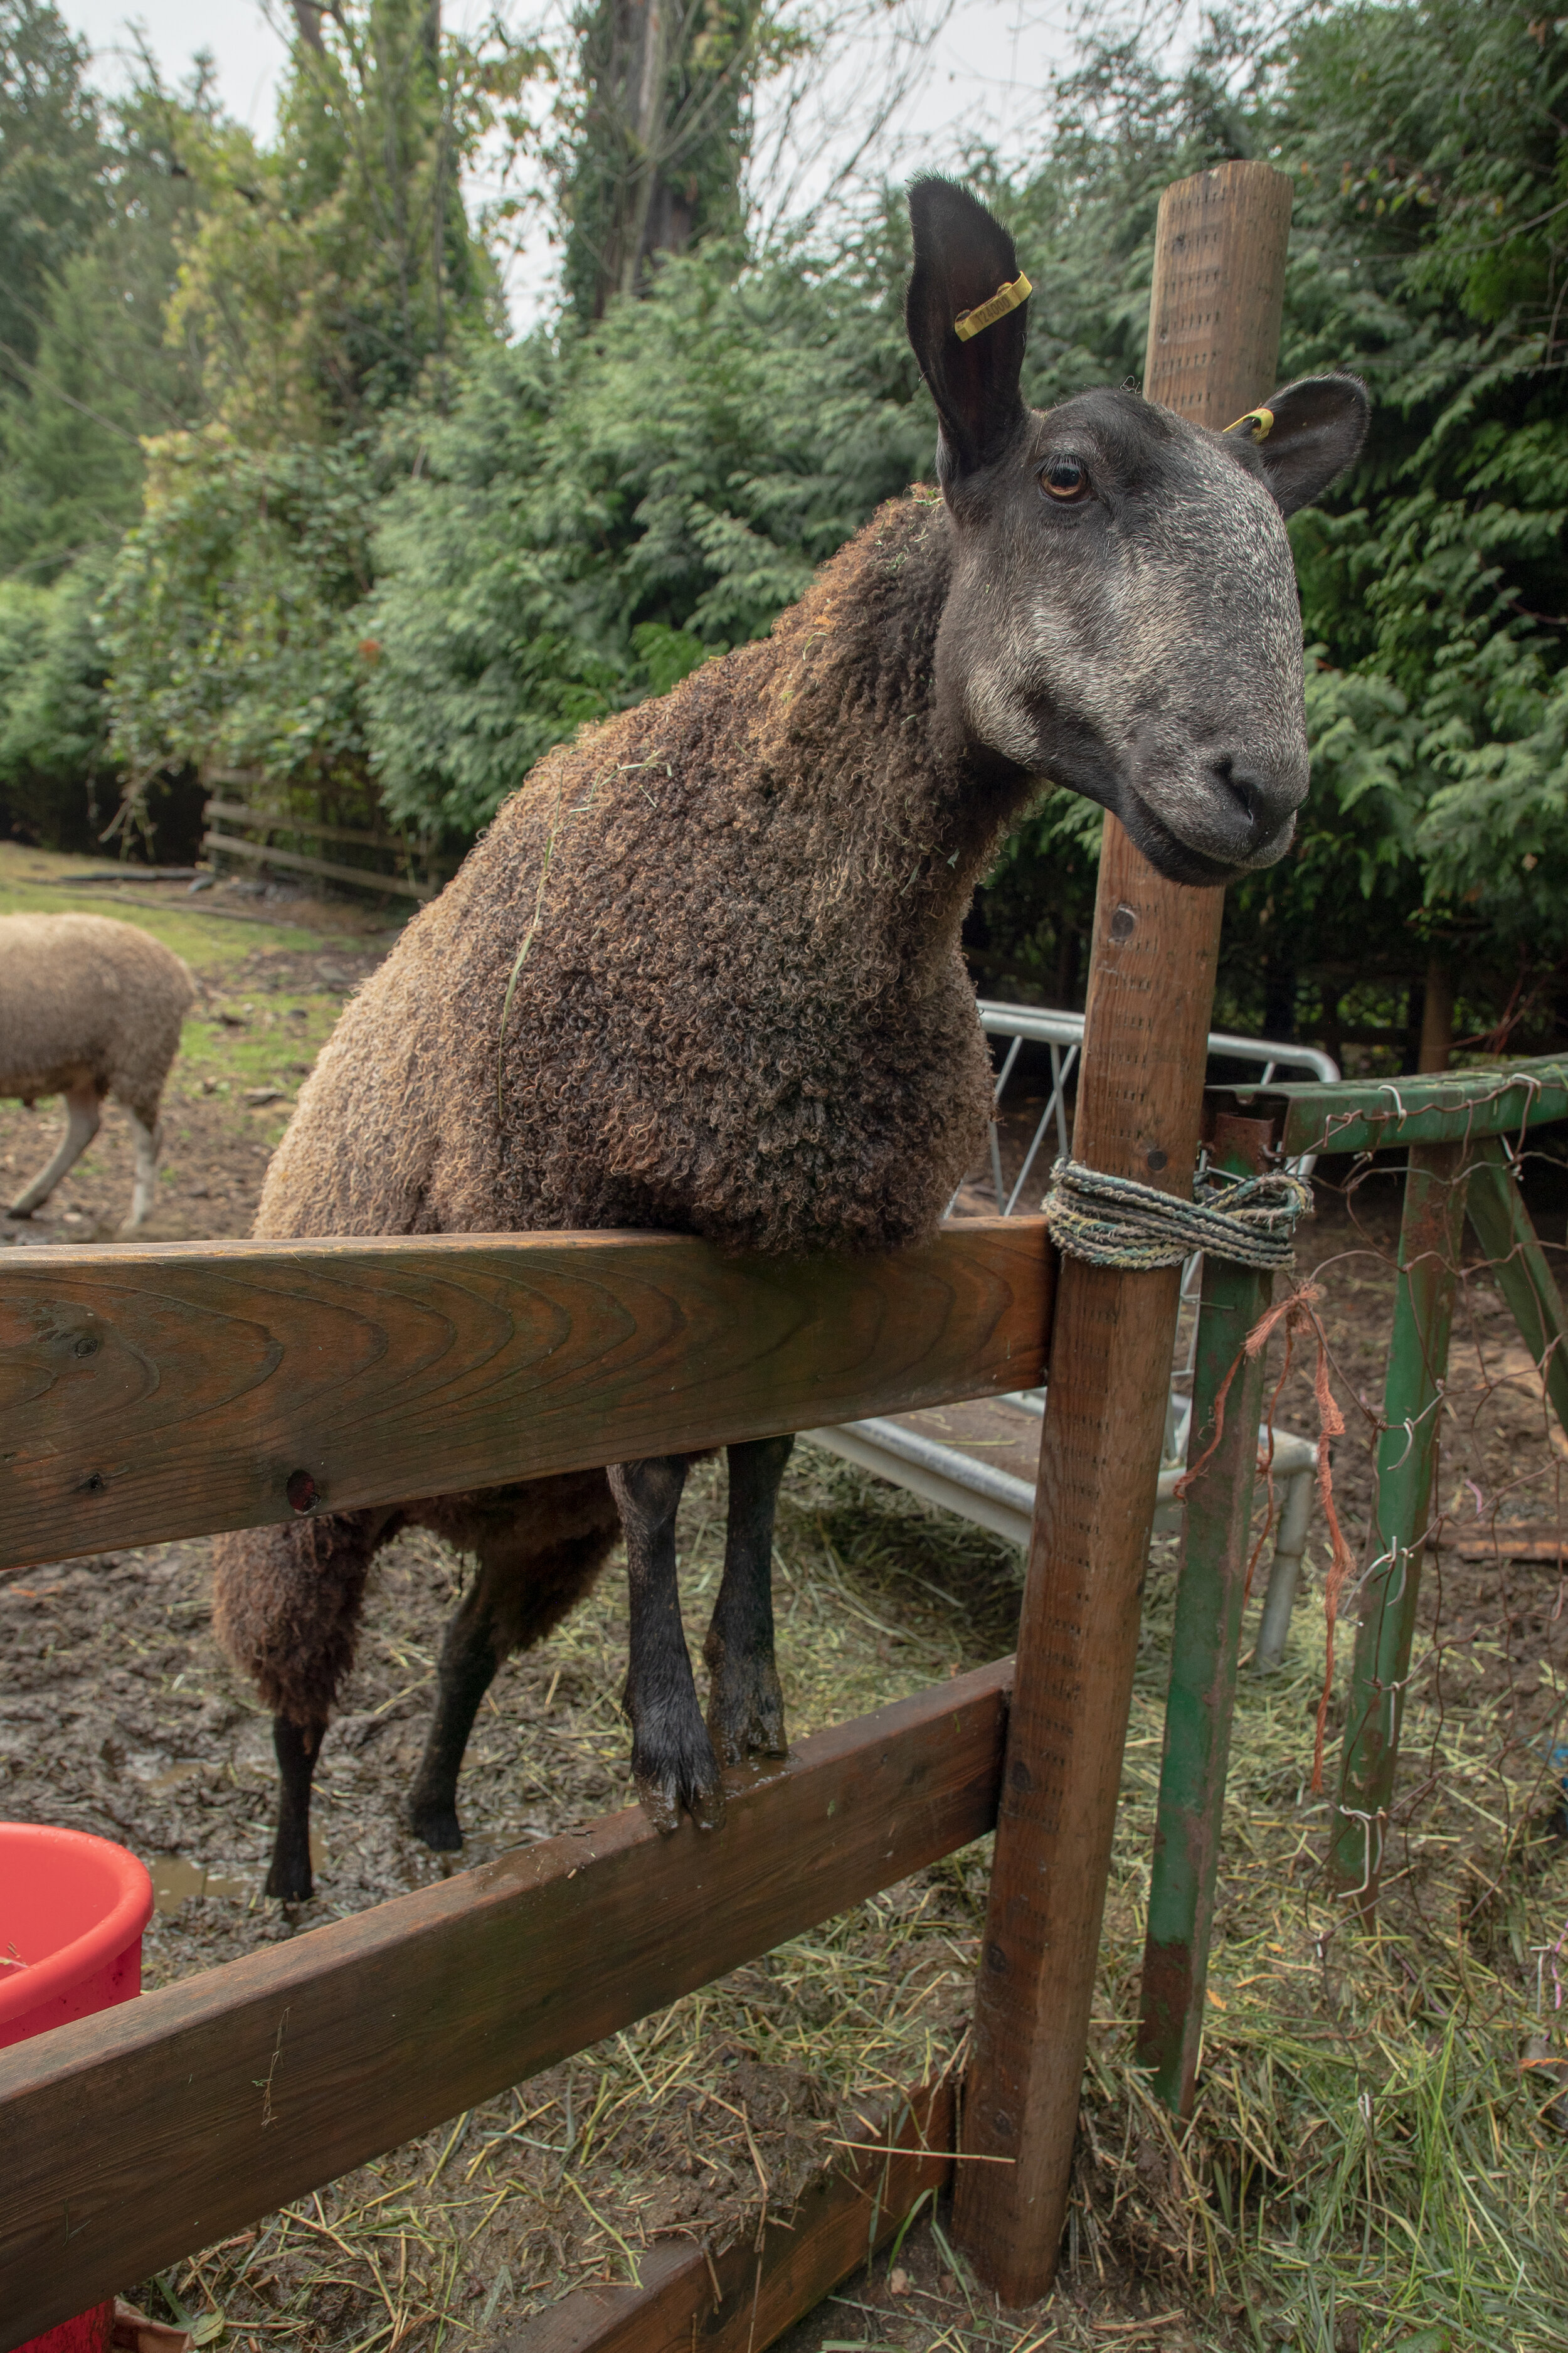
4, 858, 1568, 2349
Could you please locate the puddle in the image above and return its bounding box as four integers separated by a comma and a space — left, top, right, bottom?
151, 1856, 253, 1914
150, 1834, 325, 1915
148, 1761, 203, 1796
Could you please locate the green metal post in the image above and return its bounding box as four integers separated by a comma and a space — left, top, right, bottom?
1330, 1140, 1470, 1907
1136, 1113, 1276, 2113
1464, 1136, 1568, 1445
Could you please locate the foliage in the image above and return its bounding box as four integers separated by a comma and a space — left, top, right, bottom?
1274, 0, 1568, 1038
0, 553, 121, 849
166, 0, 525, 443
0, 68, 213, 581
554, 0, 790, 322
0, 0, 103, 398
3, 0, 1567, 1051
102, 432, 378, 822
363, 221, 928, 834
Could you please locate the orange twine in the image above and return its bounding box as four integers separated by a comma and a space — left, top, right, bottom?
1173, 1280, 1355, 1792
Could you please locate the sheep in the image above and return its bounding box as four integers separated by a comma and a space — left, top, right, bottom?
0, 913, 195, 1237
213, 176, 1369, 1900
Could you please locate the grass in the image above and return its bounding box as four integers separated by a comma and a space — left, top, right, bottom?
0, 840, 342, 967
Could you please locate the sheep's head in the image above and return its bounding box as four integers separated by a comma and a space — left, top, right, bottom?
905, 176, 1368, 887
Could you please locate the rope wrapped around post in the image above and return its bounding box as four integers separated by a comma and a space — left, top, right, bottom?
1043, 1157, 1311, 1270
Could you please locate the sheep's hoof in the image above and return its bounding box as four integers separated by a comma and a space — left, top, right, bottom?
635, 1765, 726, 1835
265, 1855, 313, 1902
707, 1654, 787, 1768
410, 1801, 464, 1852
630, 1712, 726, 1832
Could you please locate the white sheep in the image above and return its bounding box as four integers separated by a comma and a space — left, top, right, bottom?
0, 913, 196, 1236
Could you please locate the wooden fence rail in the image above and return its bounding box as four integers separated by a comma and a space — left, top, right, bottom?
1208, 1053, 1568, 1159
0, 1220, 1051, 1573
0, 1662, 1010, 2346
201, 792, 455, 904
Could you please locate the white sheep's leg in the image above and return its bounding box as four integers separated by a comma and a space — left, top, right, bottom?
704, 1434, 793, 1766
8, 1081, 100, 1219
122, 1111, 160, 1236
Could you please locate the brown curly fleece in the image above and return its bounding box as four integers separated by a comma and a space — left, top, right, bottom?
258, 493, 1017, 1254
213, 491, 1034, 1728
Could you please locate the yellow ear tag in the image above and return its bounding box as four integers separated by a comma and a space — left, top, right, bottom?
1224, 406, 1275, 442
953, 271, 1033, 343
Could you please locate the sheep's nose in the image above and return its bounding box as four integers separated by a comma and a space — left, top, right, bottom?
1208, 757, 1303, 851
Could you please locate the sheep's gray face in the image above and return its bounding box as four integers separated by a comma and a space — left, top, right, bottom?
907, 179, 1369, 886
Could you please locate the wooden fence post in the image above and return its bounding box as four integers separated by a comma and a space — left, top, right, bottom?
953, 159, 1294, 2307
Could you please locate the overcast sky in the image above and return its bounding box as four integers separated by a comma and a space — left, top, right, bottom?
54, 0, 1077, 322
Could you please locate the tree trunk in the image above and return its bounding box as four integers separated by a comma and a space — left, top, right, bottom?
566, 0, 748, 321
1417, 954, 1455, 1073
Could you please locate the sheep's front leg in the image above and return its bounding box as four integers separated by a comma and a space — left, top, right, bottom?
610, 1455, 724, 1833
704, 1435, 793, 1766
9, 1080, 100, 1218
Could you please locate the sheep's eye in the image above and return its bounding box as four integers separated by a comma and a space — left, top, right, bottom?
1041, 455, 1089, 502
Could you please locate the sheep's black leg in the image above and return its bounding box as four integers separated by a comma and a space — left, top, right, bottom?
407, 1576, 502, 1853
610, 1454, 724, 1833
704, 1434, 793, 1766
268, 1715, 326, 1901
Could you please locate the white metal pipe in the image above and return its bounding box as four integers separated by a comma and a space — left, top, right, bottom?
1254, 1463, 1316, 1672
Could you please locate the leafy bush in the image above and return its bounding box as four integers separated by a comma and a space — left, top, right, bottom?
363, 230, 929, 835
101, 431, 378, 825
0, 556, 119, 851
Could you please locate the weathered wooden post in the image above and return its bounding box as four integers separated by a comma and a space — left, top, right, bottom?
953, 159, 1294, 2305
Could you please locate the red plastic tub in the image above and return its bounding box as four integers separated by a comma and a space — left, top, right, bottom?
1, 1822, 156, 2351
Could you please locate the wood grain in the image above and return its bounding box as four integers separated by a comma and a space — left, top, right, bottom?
0, 1220, 1050, 1575
955, 825, 1224, 2303
955, 159, 1293, 2306
0, 1660, 1010, 2347
1143, 159, 1295, 426
502, 2080, 956, 2353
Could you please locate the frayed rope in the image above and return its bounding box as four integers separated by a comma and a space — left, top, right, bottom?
1043, 1157, 1311, 1271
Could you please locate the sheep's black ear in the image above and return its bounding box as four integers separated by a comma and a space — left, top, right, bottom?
906, 176, 1029, 482
1226, 375, 1370, 516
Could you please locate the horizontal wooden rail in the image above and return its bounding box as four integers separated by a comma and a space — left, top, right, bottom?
1208, 1056, 1568, 1158
204, 799, 448, 861
0, 1657, 1012, 2345
0, 1221, 1049, 1574
203, 828, 434, 900
510, 2079, 956, 2353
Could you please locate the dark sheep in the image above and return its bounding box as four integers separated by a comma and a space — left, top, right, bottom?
213, 177, 1369, 1898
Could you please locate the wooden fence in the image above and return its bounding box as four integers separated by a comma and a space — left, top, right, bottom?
202, 782, 454, 904
0, 1219, 1049, 2344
